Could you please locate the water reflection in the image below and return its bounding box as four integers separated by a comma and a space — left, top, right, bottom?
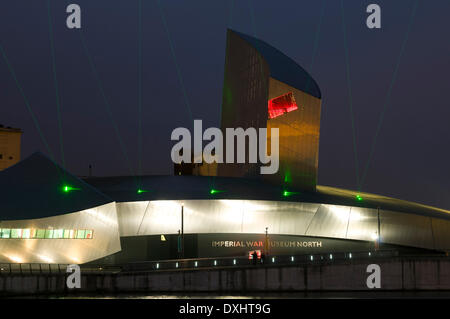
12, 291, 450, 299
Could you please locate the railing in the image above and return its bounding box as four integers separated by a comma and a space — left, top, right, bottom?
0, 263, 70, 275
0, 263, 121, 275
1, 250, 448, 275
121, 250, 402, 272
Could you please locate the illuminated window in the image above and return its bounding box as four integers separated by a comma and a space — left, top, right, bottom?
36, 229, 45, 239
53, 229, 63, 239
11, 229, 22, 238
268, 92, 298, 119
76, 230, 86, 239
0, 228, 93, 239
85, 230, 93, 239
45, 229, 54, 239
22, 229, 30, 239
0, 229, 10, 238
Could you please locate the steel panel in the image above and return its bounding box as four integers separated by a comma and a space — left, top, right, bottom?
345, 207, 379, 241
379, 209, 434, 249
0, 202, 121, 264
117, 200, 320, 237
116, 201, 150, 236
305, 204, 350, 238
116, 200, 450, 252
431, 218, 450, 250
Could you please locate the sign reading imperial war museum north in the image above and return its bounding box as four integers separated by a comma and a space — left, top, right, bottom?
197, 234, 375, 258
211, 240, 323, 249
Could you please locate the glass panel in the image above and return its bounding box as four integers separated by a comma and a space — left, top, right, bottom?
0, 228, 92, 239
0, 229, 10, 238
22, 229, 30, 239
53, 229, 63, 239
36, 229, 45, 239
63, 230, 70, 239
76, 230, 85, 239
11, 229, 22, 239
44, 229, 54, 239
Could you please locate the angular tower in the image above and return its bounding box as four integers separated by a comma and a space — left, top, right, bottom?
195, 29, 322, 191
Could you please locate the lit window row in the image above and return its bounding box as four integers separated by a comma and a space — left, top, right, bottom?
0, 228, 93, 239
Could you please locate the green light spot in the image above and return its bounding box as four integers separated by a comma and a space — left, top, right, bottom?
283, 190, 299, 197
284, 170, 292, 183
224, 85, 232, 105
356, 195, 363, 201
62, 185, 80, 193
210, 189, 224, 195
137, 189, 149, 194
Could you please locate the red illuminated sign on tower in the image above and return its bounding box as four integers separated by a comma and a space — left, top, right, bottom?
268, 92, 298, 119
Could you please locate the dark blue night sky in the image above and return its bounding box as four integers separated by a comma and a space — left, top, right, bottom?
1, 0, 449, 209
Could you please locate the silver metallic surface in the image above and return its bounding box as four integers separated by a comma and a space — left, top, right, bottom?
0, 202, 121, 264
117, 200, 450, 252
2, 198, 449, 264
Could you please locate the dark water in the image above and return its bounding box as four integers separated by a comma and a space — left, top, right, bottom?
11, 291, 450, 299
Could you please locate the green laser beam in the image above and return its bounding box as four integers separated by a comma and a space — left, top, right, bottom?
359, 0, 420, 190
156, 0, 193, 121
0, 43, 66, 185
341, 0, 360, 191
62, 0, 137, 187
138, 0, 143, 185
47, 0, 66, 172
310, 0, 326, 71
77, 30, 137, 180
0, 45, 59, 172
284, 170, 292, 184
304, 0, 326, 94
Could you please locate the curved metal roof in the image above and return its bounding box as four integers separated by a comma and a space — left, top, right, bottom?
0, 152, 112, 220
2, 153, 448, 223
231, 29, 322, 99
84, 175, 450, 222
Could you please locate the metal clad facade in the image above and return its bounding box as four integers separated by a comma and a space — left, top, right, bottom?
217, 29, 270, 178
266, 78, 321, 190
346, 207, 379, 242
116, 200, 450, 252
0, 202, 121, 264
1, 199, 449, 264
380, 210, 434, 250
